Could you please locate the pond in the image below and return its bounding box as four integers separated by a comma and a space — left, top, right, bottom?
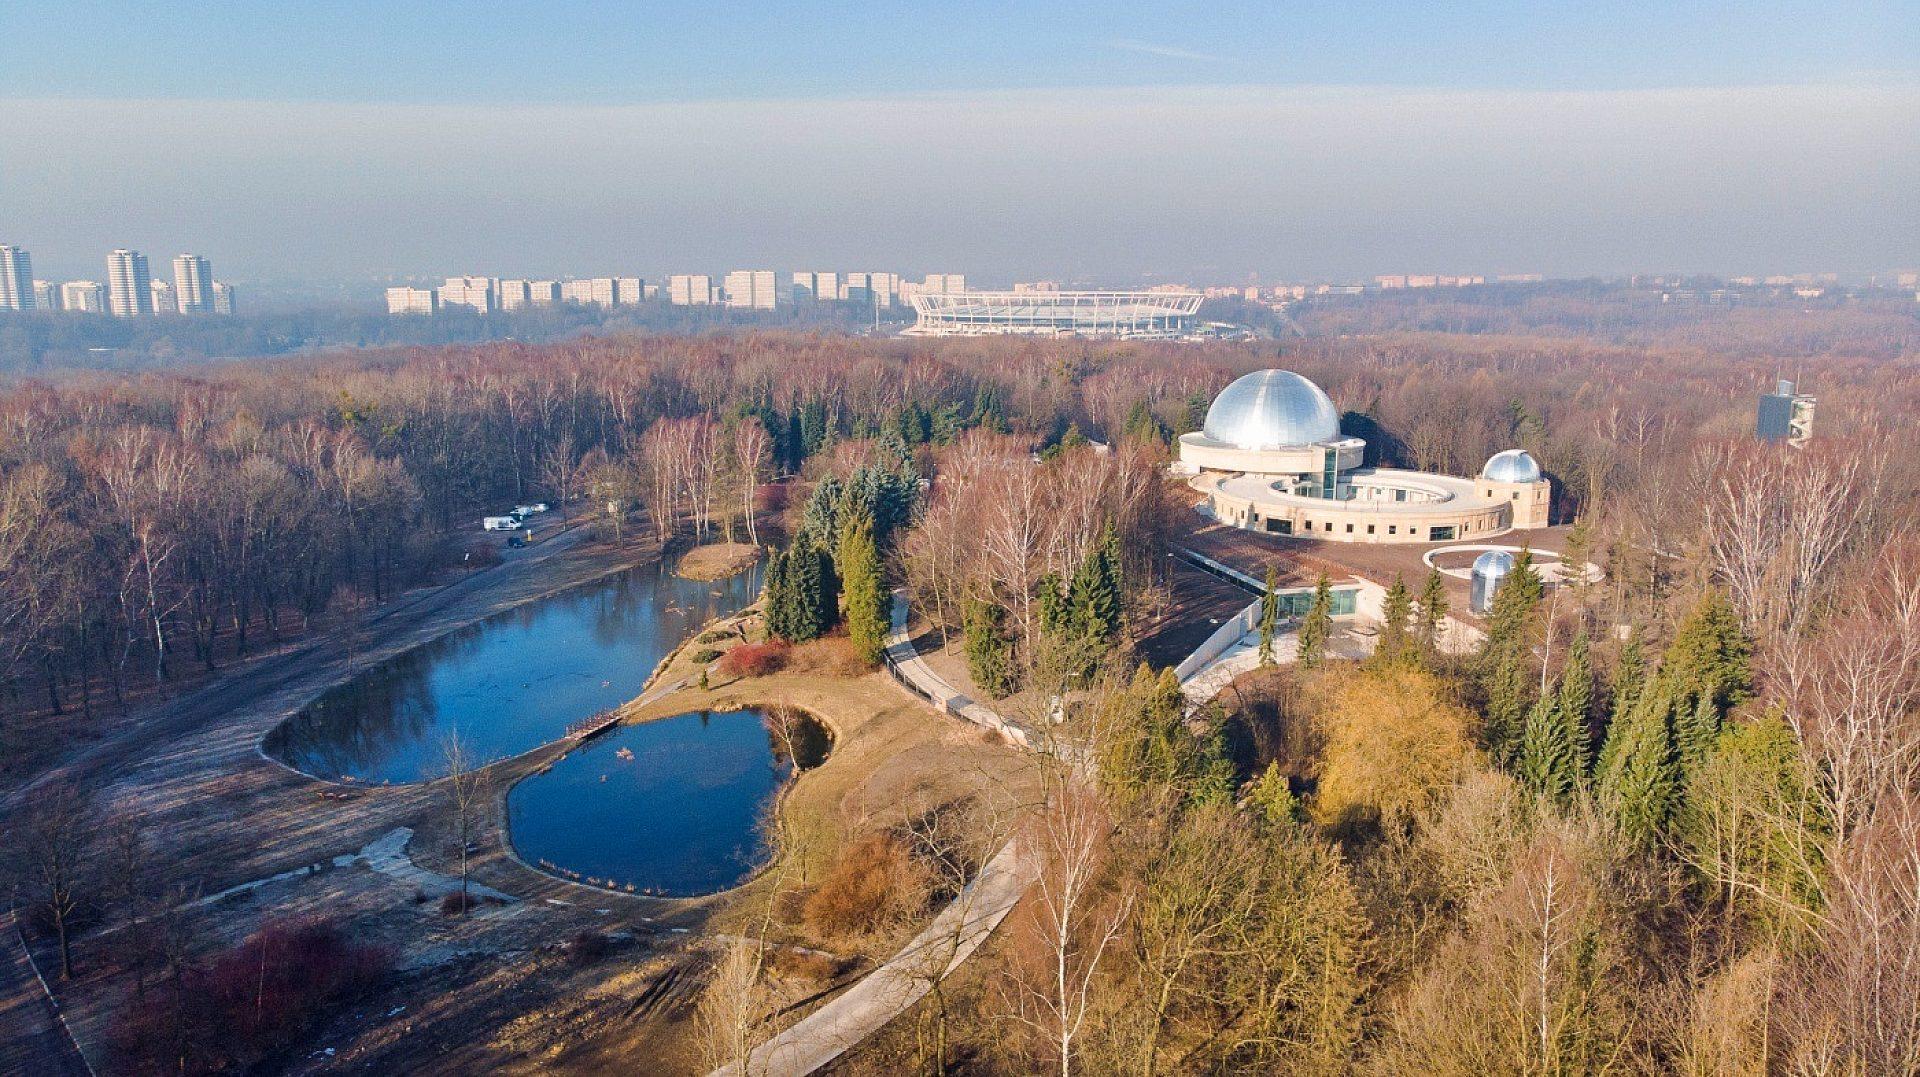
507, 707, 831, 896
265, 556, 762, 784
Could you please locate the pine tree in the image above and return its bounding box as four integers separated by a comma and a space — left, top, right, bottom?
801, 475, 843, 546
1246, 761, 1302, 829
1036, 572, 1071, 637
963, 597, 1018, 698
1673, 690, 1723, 777
1596, 630, 1646, 775
1598, 691, 1679, 849
1664, 590, 1752, 711
1563, 515, 1594, 592
1557, 628, 1594, 774
1417, 568, 1449, 654
1298, 573, 1334, 669
787, 535, 837, 642
1374, 573, 1413, 667
762, 544, 795, 641
1518, 695, 1580, 805
1258, 565, 1280, 667
839, 513, 888, 666
1483, 648, 1531, 764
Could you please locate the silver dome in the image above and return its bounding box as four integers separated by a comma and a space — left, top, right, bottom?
1482, 449, 1542, 484
1472, 549, 1517, 577
1201, 370, 1340, 450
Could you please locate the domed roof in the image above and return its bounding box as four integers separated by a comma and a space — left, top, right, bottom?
1472, 549, 1517, 578
1201, 370, 1340, 450
1482, 449, 1542, 484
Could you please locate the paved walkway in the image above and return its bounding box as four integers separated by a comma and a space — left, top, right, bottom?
884, 591, 1031, 747
710, 836, 1035, 1077
190, 827, 516, 911
0, 915, 93, 1077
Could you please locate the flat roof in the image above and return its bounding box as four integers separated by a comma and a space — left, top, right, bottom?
1211, 467, 1490, 513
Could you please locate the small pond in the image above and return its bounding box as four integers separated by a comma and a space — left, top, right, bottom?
266, 556, 761, 784
507, 707, 831, 896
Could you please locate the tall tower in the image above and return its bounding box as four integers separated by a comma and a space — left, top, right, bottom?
0, 245, 32, 311
107, 249, 153, 317
172, 254, 213, 313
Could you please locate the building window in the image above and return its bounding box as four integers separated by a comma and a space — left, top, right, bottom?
1389, 526, 1397, 535
1346, 523, 1354, 533
1367, 524, 1375, 534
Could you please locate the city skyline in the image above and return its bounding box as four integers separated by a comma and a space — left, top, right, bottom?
1, 2, 1913, 283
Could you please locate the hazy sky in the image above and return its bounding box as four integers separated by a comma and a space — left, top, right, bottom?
3, 1, 1916, 284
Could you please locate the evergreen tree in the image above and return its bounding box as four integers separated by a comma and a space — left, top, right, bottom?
1417, 568, 1449, 654
1517, 695, 1581, 805
1673, 690, 1723, 777
787, 535, 837, 641
1664, 589, 1752, 711
1562, 514, 1595, 592
1072, 523, 1124, 645
1598, 691, 1679, 849
1258, 566, 1280, 667
1122, 399, 1168, 446
1483, 648, 1531, 764
1036, 572, 1071, 637
1374, 573, 1414, 667
963, 596, 1018, 698
1557, 628, 1594, 773
762, 544, 796, 641
1246, 761, 1302, 829
1298, 573, 1334, 669
839, 513, 889, 666
801, 475, 843, 546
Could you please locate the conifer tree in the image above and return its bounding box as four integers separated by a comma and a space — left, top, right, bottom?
839, 513, 888, 666
1598, 691, 1679, 848
963, 596, 1018, 698
1298, 573, 1334, 669
1258, 566, 1280, 667
1374, 573, 1413, 667
1483, 648, 1531, 764
1246, 761, 1302, 829
1664, 589, 1752, 711
1557, 628, 1594, 773
762, 543, 795, 641
1673, 690, 1723, 777
1416, 568, 1449, 654
1036, 572, 1071, 637
1518, 695, 1580, 805
787, 535, 837, 642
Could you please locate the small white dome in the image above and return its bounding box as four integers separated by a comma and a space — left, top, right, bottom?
1201, 370, 1340, 450
1482, 449, 1542, 484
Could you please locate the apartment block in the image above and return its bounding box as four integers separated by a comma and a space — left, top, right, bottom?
62, 281, 106, 313
386, 286, 437, 315
669, 274, 713, 305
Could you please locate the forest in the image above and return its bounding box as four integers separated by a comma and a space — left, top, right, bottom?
2, 315, 1918, 1072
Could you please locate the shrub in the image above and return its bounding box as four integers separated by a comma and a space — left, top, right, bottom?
439, 891, 478, 915
110, 918, 392, 1075
697, 629, 731, 644
786, 636, 868, 677
720, 640, 790, 678
802, 833, 925, 937
767, 947, 848, 984
691, 647, 725, 665
462, 542, 503, 569
567, 930, 612, 965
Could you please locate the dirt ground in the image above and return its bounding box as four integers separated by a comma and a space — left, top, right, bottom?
674, 542, 763, 582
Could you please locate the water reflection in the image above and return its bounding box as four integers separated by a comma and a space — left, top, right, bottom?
266, 557, 761, 784
507, 708, 831, 896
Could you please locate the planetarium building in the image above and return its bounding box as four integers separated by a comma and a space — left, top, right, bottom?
1179, 369, 1551, 544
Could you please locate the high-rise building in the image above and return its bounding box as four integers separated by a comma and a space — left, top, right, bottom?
150, 279, 175, 314
61, 281, 106, 313
616, 277, 644, 305
497, 279, 532, 311
792, 270, 838, 302
172, 254, 213, 313
528, 280, 561, 305
33, 280, 57, 310
107, 249, 153, 316
438, 275, 495, 314
212, 282, 235, 315
921, 273, 966, 295
724, 269, 777, 310
0, 245, 33, 310
386, 286, 437, 315
1757, 379, 1816, 446
669, 274, 713, 306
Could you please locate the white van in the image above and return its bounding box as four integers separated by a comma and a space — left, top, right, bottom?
483, 516, 520, 531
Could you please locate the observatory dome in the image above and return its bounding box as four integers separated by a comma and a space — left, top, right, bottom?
1201, 370, 1341, 450
1482, 449, 1543, 484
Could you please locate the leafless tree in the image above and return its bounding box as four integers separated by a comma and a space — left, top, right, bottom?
439, 730, 487, 911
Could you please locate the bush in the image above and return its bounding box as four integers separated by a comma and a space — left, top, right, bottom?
109, 918, 392, 1075
567, 930, 612, 965
440, 891, 478, 915
691, 647, 725, 665
697, 629, 731, 644
785, 636, 869, 677
767, 947, 849, 984
720, 640, 790, 678
461, 541, 503, 569
802, 833, 925, 937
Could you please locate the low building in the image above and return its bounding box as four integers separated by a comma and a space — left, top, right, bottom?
1757, 379, 1816, 446
1180, 369, 1552, 544
903, 290, 1203, 339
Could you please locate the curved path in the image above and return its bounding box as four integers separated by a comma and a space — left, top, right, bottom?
708, 594, 1040, 1077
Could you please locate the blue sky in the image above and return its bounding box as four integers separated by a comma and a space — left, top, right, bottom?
3, 2, 1915, 284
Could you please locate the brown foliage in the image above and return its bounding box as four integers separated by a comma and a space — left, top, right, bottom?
802, 832, 926, 938
719, 639, 790, 678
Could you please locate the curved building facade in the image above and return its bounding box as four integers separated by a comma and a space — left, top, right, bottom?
1179, 370, 1552, 544
903, 290, 1203, 339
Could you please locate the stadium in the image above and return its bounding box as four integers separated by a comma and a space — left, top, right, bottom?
1179, 369, 1553, 544
903, 290, 1204, 339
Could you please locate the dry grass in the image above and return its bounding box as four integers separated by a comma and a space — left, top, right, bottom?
675, 542, 762, 581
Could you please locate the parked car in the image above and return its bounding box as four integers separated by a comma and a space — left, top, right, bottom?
505, 532, 528, 549
513, 503, 549, 516
483, 515, 520, 531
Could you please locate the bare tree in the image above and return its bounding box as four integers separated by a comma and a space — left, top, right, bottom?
439, 730, 487, 912
8, 783, 97, 979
